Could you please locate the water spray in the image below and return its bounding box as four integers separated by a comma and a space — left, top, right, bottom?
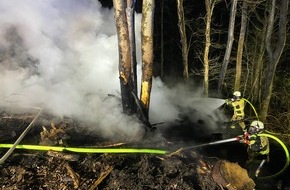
182, 137, 239, 150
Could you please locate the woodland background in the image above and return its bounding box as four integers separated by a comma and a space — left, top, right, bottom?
104, 0, 290, 136
0, 1, 289, 189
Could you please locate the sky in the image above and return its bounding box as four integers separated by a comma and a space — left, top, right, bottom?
0, 0, 226, 141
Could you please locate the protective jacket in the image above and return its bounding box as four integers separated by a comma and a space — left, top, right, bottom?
226, 98, 245, 130
226, 98, 245, 119
248, 134, 269, 156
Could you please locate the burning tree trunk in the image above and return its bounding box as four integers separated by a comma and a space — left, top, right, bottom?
218, 0, 238, 93
140, 0, 155, 116
113, 0, 136, 115
176, 0, 189, 80
260, 0, 288, 121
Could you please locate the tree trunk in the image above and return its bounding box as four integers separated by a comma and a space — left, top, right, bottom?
113, 0, 135, 115
260, 0, 288, 121
140, 0, 155, 116
126, 0, 138, 107
160, 0, 164, 78
218, 0, 238, 93
234, 1, 248, 91
251, 19, 267, 106
176, 0, 189, 80
203, 0, 216, 97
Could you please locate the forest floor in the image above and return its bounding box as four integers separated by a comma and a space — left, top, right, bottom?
0, 108, 289, 190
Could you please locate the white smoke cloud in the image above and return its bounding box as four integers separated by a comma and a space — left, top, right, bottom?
0, 0, 226, 141
0, 0, 136, 139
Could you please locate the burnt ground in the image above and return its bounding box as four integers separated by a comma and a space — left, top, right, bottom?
0, 109, 290, 190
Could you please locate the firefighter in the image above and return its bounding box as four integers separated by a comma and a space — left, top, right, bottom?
243, 120, 270, 177
247, 120, 269, 158
225, 91, 246, 131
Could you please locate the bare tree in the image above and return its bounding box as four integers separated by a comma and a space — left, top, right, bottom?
234, 1, 248, 91
203, 0, 216, 97
176, 0, 189, 80
218, 0, 238, 93
113, 0, 135, 114
160, 0, 164, 78
140, 0, 155, 116
260, 0, 289, 121
126, 0, 138, 101
250, 5, 267, 105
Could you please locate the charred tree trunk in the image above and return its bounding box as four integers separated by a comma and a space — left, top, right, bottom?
126, 0, 138, 105
203, 0, 216, 97
218, 0, 238, 94
234, 1, 248, 91
260, 0, 288, 121
176, 0, 189, 80
140, 0, 155, 116
113, 0, 136, 115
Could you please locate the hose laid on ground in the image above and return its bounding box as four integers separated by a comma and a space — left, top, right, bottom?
0, 134, 288, 179
0, 144, 168, 155
257, 133, 290, 179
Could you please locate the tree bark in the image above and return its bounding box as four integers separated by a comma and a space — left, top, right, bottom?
251, 16, 267, 106
234, 1, 248, 91
126, 0, 138, 108
140, 0, 155, 116
260, 0, 288, 121
203, 0, 216, 97
113, 0, 135, 115
176, 0, 189, 80
160, 0, 164, 78
218, 0, 238, 94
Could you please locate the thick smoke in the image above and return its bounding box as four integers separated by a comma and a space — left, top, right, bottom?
0, 0, 226, 141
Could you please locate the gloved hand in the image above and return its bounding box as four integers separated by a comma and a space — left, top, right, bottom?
225, 99, 230, 104
237, 133, 250, 144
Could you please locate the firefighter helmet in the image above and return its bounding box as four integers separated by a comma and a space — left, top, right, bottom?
248, 120, 265, 134
233, 91, 241, 97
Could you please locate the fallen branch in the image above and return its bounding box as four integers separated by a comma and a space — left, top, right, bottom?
89, 166, 113, 190
0, 108, 42, 164
166, 148, 184, 157
65, 163, 80, 189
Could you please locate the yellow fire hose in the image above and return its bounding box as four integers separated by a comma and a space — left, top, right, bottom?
243, 98, 290, 136
257, 133, 290, 179
243, 98, 259, 120
0, 144, 168, 154
0, 134, 288, 179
